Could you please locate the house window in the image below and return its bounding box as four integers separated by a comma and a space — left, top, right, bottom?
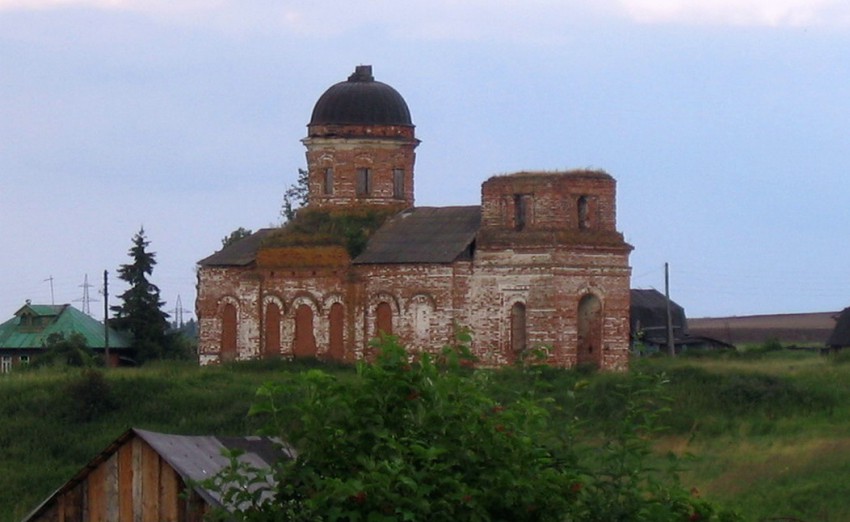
392, 169, 405, 199
356, 168, 372, 196
19, 355, 29, 366
514, 194, 529, 231
323, 168, 334, 195
1, 356, 11, 374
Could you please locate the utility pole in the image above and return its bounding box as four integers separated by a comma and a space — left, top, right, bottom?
103, 270, 110, 367
44, 275, 55, 305
665, 262, 675, 357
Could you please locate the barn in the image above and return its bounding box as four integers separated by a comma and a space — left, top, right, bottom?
827, 307, 850, 351
22, 428, 290, 522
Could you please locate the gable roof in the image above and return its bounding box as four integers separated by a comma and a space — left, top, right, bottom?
197, 228, 276, 267
827, 307, 850, 348
0, 303, 132, 350
353, 206, 481, 264
630, 289, 687, 335
22, 428, 294, 521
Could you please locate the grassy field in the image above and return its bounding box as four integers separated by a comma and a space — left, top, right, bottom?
2, 348, 849, 521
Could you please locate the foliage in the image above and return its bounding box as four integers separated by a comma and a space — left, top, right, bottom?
210, 336, 739, 521
281, 168, 309, 223
110, 227, 171, 363
64, 369, 116, 422
263, 206, 397, 258
222, 227, 253, 249
32, 332, 99, 368
11, 348, 850, 522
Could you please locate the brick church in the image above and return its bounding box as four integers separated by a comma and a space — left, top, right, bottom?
196, 65, 632, 370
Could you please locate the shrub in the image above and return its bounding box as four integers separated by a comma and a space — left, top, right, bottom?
64, 369, 116, 422
207, 336, 741, 521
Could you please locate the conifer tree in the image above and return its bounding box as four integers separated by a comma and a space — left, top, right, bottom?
111, 227, 170, 362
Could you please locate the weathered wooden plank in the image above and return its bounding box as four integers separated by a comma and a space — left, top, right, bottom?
105, 452, 119, 521
132, 437, 143, 522
140, 441, 160, 522
118, 440, 134, 521
87, 458, 106, 521
158, 463, 180, 521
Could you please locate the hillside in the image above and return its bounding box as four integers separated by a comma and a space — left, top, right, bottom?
4, 350, 850, 521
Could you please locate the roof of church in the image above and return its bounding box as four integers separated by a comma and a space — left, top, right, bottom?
197, 228, 276, 267
309, 65, 412, 127
353, 206, 480, 264
198, 207, 482, 268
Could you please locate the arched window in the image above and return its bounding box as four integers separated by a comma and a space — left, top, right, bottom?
221, 303, 238, 362
577, 294, 602, 368
328, 302, 345, 360
323, 168, 334, 195
514, 194, 528, 231
376, 302, 393, 336
264, 302, 281, 359
510, 302, 527, 357
411, 300, 432, 343
356, 168, 372, 196
293, 304, 317, 358
393, 168, 405, 199
578, 196, 590, 230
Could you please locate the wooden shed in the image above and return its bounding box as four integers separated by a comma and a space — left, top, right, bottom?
22, 428, 291, 522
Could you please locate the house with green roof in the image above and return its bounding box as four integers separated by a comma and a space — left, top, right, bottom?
0, 301, 132, 372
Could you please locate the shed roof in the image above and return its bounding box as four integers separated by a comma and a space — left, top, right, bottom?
353, 206, 481, 264
197, 228, 275, 267
0, 303, 131, 350
22, 428, 294, 521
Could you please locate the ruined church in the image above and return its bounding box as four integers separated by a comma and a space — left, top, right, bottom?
196, 65, 632, 370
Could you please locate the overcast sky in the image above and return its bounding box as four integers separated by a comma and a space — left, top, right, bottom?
1, 0, 849, 321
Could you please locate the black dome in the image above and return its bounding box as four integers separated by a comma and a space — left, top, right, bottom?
309, 66, 412, 126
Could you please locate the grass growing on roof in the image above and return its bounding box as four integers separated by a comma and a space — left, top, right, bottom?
262, 206, 398, 258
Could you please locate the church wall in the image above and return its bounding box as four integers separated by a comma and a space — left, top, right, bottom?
354, 263, 459, 356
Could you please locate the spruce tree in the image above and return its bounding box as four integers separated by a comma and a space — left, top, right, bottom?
111, 227, 170, 362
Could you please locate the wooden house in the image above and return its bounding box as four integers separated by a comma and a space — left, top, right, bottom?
0, 301, 132, 371
22, 428, 290, 522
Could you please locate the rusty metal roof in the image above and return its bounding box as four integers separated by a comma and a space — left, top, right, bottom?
134, 428, 293, 509
353, 206, 481, 264
197, 228, 275, 267
21, 428, 294, 521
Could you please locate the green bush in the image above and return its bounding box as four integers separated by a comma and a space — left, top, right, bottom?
207, 336, 740, 521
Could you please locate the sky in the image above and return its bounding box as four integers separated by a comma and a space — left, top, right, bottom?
1, 0, 849, 321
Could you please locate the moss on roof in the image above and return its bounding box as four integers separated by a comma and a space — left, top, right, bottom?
262, 206, 399, 258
